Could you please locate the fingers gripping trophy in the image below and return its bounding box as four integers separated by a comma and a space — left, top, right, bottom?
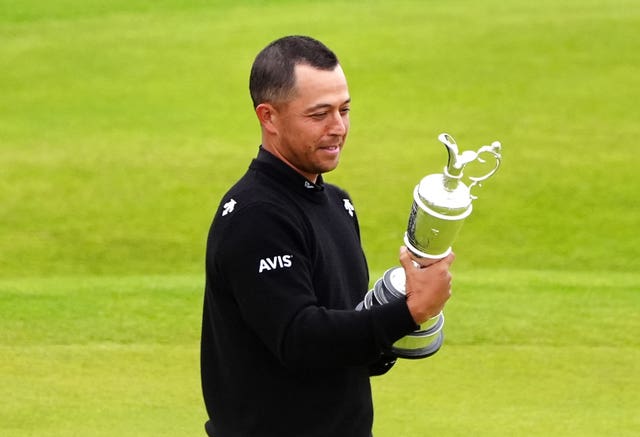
357, 133, 502, 359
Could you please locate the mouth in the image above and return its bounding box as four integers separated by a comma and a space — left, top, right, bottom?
319, 146, 340, 159
319, 144, 341, 154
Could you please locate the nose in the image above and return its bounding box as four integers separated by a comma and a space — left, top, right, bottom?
328, 110, 348, 136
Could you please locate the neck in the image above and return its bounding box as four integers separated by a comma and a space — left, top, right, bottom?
261, 142, 318, 183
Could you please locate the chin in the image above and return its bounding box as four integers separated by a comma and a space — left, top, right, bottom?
321, 161, 340, 174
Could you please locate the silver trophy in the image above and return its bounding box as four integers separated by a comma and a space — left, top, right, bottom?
357, 133, 502, 359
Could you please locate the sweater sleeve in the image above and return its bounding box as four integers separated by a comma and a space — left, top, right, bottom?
213, 201, 417, 370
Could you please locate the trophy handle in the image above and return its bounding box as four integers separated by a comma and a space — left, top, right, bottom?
468, 141, 502, 198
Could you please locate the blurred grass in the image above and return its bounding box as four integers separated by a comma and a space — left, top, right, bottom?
1, 0, 638, 276
1, 0, 639, 436
0, 275, 205, 436
373, 267, 640, 436
0, 270, 637, 436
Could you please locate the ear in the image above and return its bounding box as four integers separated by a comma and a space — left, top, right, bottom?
255, 103, 279, 135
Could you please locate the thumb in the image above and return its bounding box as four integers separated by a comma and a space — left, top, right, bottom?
441, 251, 456, 267
399, 246, 413, 269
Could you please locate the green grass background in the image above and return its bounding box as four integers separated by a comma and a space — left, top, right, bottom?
1, 0, 638, 435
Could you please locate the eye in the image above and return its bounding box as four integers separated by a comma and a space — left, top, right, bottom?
310, 112, 328, 120
340, 107, 350, 115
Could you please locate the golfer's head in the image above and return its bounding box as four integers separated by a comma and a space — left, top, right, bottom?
250, 36, 350, 182
249, 35, 340, 109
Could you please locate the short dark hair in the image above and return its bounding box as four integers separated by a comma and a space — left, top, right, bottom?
249, 35, 339, 108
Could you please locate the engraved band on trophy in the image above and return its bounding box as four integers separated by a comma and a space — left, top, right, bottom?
357, 133, 502, 359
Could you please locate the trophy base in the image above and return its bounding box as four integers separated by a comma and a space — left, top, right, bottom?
391, 311, 444, 358
392, 330, 444, 359
356, 266, 446, 360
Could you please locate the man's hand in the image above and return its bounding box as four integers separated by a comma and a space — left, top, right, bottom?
399, 246, 455, 325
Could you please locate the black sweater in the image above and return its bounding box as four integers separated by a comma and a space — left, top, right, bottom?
201, 148, 417, 437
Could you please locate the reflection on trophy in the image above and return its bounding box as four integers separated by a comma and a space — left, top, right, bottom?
357, 133, 502, 359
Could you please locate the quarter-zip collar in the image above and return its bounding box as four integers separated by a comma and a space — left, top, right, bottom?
250, 146, 328, 202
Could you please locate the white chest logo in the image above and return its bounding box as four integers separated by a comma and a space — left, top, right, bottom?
258, 255, 293, 273
222, 199, 237, 216
343, 199, 355, 217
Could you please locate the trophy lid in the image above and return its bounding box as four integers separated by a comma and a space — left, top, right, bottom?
417, 173, 472, 212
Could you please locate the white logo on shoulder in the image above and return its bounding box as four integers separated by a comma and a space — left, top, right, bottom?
343, 198, 355, 217
258, 254, 293, 273
222, 199, 237, 216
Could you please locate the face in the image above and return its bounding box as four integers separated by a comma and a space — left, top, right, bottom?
261, 63, 351, 182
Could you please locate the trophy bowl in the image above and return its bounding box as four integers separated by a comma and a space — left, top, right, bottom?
358, 266, 446, 358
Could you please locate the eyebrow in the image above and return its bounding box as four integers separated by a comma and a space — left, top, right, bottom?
306, 98, 351, 112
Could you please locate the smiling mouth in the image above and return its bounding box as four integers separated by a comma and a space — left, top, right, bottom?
320, 144, 341, 151
319, 146, 341, 156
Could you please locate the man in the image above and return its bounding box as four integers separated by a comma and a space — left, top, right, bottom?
201, 35, 454, 437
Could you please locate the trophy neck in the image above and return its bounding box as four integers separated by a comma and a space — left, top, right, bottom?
443, 166, 463, 191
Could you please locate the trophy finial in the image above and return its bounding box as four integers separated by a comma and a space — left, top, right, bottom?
438, 133, 502, 195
